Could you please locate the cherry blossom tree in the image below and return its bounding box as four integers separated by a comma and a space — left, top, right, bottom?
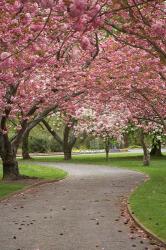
86, 38, 166, 129
0, 0, 101, 179
84, 38, 165, 164
1, 0, 165, 179
74, 104, 130, 160
102, 1, 166, 65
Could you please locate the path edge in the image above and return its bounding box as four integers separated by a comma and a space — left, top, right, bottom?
127, 177, 166, 248
0, 176, 67, 203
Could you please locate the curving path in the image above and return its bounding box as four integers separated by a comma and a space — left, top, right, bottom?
0, 163, 163, 250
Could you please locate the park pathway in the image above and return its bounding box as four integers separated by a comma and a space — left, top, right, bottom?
0, 163, 163, 250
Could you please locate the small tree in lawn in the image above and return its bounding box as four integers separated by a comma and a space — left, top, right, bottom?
123, 122, 165, 166
75, 105, 129, 160
150, 127, 165, 157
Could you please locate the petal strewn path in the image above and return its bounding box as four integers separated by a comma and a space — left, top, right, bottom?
0, 163, 162, 250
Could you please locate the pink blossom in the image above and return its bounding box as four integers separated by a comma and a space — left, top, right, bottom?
70, 0, 87, 17
81, 36, 90, 50
1, 52, 11, 61
40, 0, 54, 9
152, 20, 165, 36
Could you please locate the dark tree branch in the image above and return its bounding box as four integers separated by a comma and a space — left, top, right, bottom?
42, 119, 63, 146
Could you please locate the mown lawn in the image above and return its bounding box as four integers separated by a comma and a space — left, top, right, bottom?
31, 152, 166, 242
0, 163, 67, 198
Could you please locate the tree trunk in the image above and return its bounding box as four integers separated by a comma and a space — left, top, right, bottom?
63, 124, 75, 161
3, 158, 19, 180
140, 131, 150, 166
105, 146, 109, 161
63, 145, 72, 160
22, 130, 31, 160
0, 133, 20, 180
1, 144, 19, 180
43, 119, 76, 161
123, 133, 129, 148
150, 139, 162, 156
105, 137, 110, 161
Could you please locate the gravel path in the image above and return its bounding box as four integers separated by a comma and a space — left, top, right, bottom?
0, 163, 163, 250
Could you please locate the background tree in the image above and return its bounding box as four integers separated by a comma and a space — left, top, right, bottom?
42, 114, 77, 160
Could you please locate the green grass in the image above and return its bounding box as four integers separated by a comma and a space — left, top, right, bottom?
0, 163, 67, 198
19, 163, 67, 180
0, 183, 25, 198
31, 152, 166, 242
30, 152, 143, 164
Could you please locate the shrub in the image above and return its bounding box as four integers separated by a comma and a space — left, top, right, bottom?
49, 138, 62, 152
29, 137, 49, 153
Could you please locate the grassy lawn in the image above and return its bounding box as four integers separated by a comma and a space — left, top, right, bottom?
31, 152, 166, 242
0, 163, 67, 199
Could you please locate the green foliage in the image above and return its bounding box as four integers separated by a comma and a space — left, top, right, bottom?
29, 137, 49, 153
49, 138, 62, 152
75, 136, 106, 150
28, 136, 62, 153
27, 121, 63, 153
